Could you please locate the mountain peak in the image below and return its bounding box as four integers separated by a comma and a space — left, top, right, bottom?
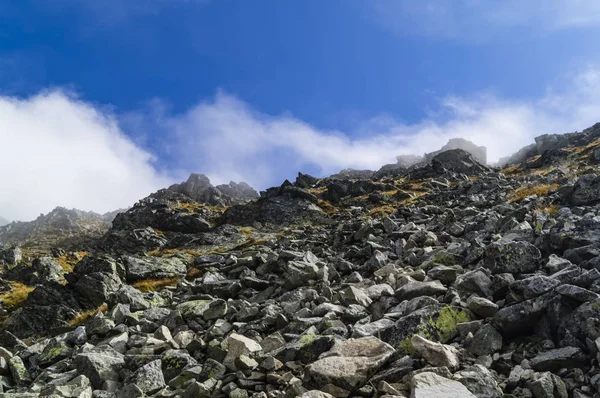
168, 173, 258, 206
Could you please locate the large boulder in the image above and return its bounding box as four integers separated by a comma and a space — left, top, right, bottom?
122, 255, 187, 282
74, 348, 125, 389
5, 283, 88, 338
567, 174, 600, 206
380, 305, 471, 354
304, 337, 395, 392
483, 241, 541, 274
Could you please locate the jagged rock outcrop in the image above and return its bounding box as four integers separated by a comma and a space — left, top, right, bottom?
220, 180, 325, 225
168, 173, 258, 206
395, 138, 487, 169
427, 138, 487, 164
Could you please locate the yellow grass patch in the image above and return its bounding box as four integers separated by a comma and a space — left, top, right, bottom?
67, 304, 109, 328
368, 205, 396, 218
133, 277, 179, 292
176, 201, 228, 213
509, 184, 560, 203
147, 248, 202, 257
502, 164, 524, 176
308, 186, 328, 195
317, 199, 338, 215
55, 251, 88, 273
536, 204, 560, 214
0, 282, 35, 311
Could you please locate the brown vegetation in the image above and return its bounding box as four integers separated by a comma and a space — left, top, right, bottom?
133, 277, 179, 292
67, 304, 109, 327
509, 184, 560, 203
0, 282, 35, 311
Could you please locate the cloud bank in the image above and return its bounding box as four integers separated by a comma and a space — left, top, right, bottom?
0, 91, 169, 221
157, 67, 600, 189
3, 68, 600, 221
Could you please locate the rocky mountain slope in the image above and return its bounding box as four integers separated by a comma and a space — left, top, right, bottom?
0, 208, 116, 254
0, 127, 599, 397
0, 217, 9, 227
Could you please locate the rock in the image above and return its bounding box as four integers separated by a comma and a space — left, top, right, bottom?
410, 372, 476, 398
568, 174, 600, 205
74, 349, 125, 389
40, 375, 93, 398
162, 349, 197, 381
467, 296, 499, 318
456, 269, 493, 298
528, 371, 568, 398
427, 265, 459, 285
395, 281, 447, 301
74, 271, 123, 307
411, 335, 460, 370
493, 293, 552, 336
484, 241, 541, 274
0, 246, 21, 266
529, 347, 586, 371
509, 276, 560, 300
467, 324, 503, 357
304, 336, 395, 392
430, 148, 491, 175
301, 391, 335, 398
453, 365, 502, 398
224, 333, 262, 370
123, 255, 187, 282
8, 355, 31, 386
177, 299, 228, 322
555, 284, 600, 302
381, 305, 471, 353
340, 286, 373, 307
128, 359, 166, 394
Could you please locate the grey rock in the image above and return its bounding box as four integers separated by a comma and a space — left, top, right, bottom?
484, 241, 541, 274
411, 335, 460, 370
530, 347, 586, 371
395, 281, 447, 301
467, 324, 503, 357
74, 349, 125, 389
410, 372, 476, 398
304, 336, 394, 392
129, 359, 165, 394
569, 174, 600, 205
453, 365, 502, 398
467, 296, 499, 318
123, 255, 187, 282
510, 275, 561, 300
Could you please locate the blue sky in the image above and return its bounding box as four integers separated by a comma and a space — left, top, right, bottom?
3, 0, 600, 220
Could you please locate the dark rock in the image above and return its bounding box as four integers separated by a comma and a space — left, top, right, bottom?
529, 347, 586, 371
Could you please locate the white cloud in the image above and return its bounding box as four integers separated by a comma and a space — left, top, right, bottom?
370, 0, 600, 41
4, 67, 600, 221
0, 90, 169, 221
155, 67, 600, 190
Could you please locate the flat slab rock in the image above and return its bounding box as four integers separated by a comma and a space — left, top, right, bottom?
411, 372, 476, 398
